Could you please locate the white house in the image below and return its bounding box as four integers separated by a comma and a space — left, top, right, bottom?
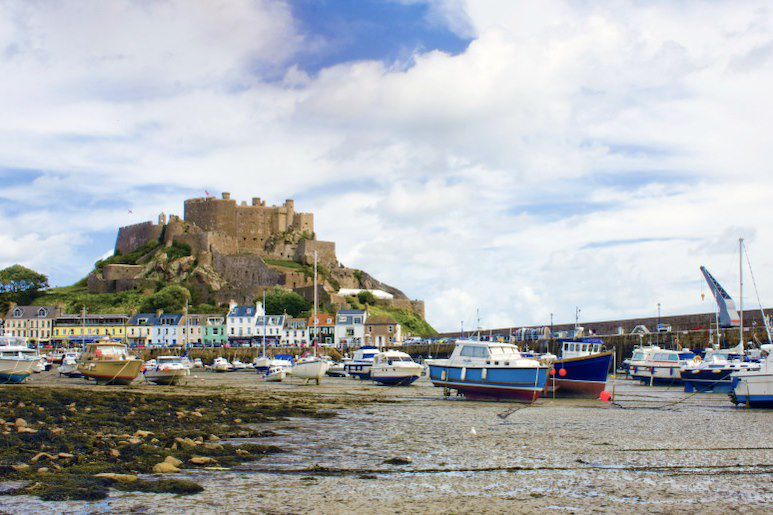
282, 317, 309, 347
226, 301, 265, 341
255, 314, 286, 345
334, 309, 367, 348
151, 314, 184, 347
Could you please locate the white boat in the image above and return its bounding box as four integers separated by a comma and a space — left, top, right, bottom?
209, 357, 233, 372
0, 336, 40, 384
232, 359, 251, 371
144, 355, 191, 385
629, 347, 699, 385
370, 350, 423, 386
193, 358, 204, 368
326, 360, 348, 377
264, 365, 286, 382
32, 357, 47, 373
253, 355, 272, 373
342, 346, 380, 379
731, 344, 773, 408
290, 356, 330, 384
57, 352, 83, 377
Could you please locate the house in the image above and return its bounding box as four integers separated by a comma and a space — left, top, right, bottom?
308, 313, 335, 346
282, 317, 309, 347
255, 314, 286, 346
365, 315, 402, 347
226, 301, 265, 344
3, 305, 62, 345
334, 309, 367, 349
202, 315, 227, 347
151, 314, 184, 347
52, 314, 129, 345
182, 314, 205, 346
126, 314, 156, 346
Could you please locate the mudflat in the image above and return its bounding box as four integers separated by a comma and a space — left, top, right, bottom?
1, 370, 771, 513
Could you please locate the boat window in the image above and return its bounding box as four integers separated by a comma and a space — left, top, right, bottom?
632, 352, 644, 360
460, 346, 475, 357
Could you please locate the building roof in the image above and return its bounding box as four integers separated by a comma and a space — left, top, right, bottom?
337, 309, 366, 315
5, 306, 62, 320
228, 306, 261, 317
128, 313, 160, 325
365, 315, 397, 325
309, 314, 335, 327
256, 315, 286, 326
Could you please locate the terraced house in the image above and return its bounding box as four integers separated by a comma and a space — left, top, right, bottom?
308, 313, 335, 346
334, 309, 367, 348
52, 313, 129, 344
126, 313, 156, 346
203, 315, 227, 346
3, 305, 62, 344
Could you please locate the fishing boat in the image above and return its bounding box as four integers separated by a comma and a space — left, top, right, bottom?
342, 346, 380, 379
0, 336, 40, 384
144, 355, 190, 385
427, 340, 549, 401
264, 365, 286, 382
57, 351, 83, 377
209, 357, 233, 372
77, 340, 144, 385
682, 353, 759, 393
370, 350, 423, 386
549, 339, 614, 397
730, 345, 773, 407
629, 347, 699, 385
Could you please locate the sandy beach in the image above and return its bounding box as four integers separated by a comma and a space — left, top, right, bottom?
1, 370, 771, 514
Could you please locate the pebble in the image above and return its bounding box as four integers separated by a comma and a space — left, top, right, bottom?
95, 473, 139, 483
152, 462, 180, 474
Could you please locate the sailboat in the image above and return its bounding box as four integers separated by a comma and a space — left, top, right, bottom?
290, 251, 330, 384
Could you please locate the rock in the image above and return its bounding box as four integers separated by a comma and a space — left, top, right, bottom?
164, 456, 183, 467
51, 427, 64, 435
14, 418, 27, 428
176, 411, 186, 418
17, 427, 38, 434
236, 449, 250, 457
150, 438, 160, 444
57, 453, 75, 460
152, 462, 180, 474
95, 473, 139, 484
233, 418, 242, 424
134, 430, 154, 438
191, 411, 203, 418
204, 442, 224, 451
190, 456, 216, 465
37, 467, 49, 474
128, 437, 142, 445
11, 463, 30, 472
175, 437, 197, 448
383, 457, 413, 465
31, 452, 56, 463
208, 434, 220, 442
110, 449, 121, 458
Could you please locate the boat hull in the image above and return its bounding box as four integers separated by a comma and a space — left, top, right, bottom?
264, 369, 286, 382
682, 368, 736, 393
343, 362, 372, 379
551, 352, 613, 397
77, 360, 144, 385
731, 371, 773, 408
428, 364, 549, 401
0, 358, 38, 384
292, 360, 331, 381
630, 364, 683, 385
372, 374, 420, 386
145, 368, 189, 385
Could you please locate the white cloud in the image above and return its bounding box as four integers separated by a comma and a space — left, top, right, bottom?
1, 1, 773, 331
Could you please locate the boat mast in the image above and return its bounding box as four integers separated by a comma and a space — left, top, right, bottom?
262, 289, 267, 357
739, 238, 744, 350
313, 250, 318, 357
476, 308, 481, 341
81, 305, 86, 350
184, 301, 189, 353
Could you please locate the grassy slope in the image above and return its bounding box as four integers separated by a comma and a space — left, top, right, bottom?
34, 285, 147, 314
367, 305, 438, 338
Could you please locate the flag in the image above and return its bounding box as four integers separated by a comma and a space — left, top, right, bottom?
205, 190, 210, 197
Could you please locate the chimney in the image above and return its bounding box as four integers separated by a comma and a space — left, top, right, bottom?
256, 300, 265, 316
252, 197, 261, 206
222, 192, 231, 200
228, 300, 237, 313
155, 309, 163, 318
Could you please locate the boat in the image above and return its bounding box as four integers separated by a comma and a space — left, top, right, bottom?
549, 339, 614, 397
32, 356, 47, 373
253, 355, 272, 373
264, 365, 286, 382
426, 340, 549, 401
342, 346, 380, 379
682, 353, 759, 393
144, 355, 190, 385
326, 359, 348, 377
209, 357, 233, 372
730, 345, 773, 407
232, 359, 251, 371
193, 358, 204, 368
0, 336, 40, 384
290, 251, 331, 384
57, 351, 83, 377
628, 347, 699, 385
370, 350, 423, 386
76, 340, 144, 385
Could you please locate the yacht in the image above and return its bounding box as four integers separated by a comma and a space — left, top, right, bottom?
57, 351, 83, 378
0, 336, 40, 384
682, 353, 759, 393
77, 340, 144, 385
290, 355, 330, 384
548, 340, 614, 397
730, 344, 773, 408
629, 347, 699, 385
210, 357, 233, 372
144, 355, 190, 385
427, 340, 549, 401
264, 365, 286, 382
370, 350, 423, 386
343, 346, 380, 379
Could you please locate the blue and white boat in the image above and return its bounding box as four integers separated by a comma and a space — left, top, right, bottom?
681, 352, 759, 393
370, 350, 423, 386
550, 339, 613, 397
0, 336, 41, 384
343, 346, 380, 379
730, 345, 773, 408
427, 340, 549, 401
629, 347, 699, 385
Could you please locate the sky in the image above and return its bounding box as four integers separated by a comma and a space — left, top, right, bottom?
1, 0, 772, 332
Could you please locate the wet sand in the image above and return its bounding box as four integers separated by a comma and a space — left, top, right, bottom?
2, 371, 771, 514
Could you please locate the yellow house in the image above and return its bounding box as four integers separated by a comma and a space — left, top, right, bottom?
125, 313, 156, 346
53, 314, 129, 344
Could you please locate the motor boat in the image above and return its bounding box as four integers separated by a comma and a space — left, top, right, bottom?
232, 359, 251, 371
290, 355, 330, 384
681, 352, 760, 393
730, 344, 773, 408
0, 336, 40, 384
426, 340, 549, 401
343, 346, 380, 379
77, 339, 144, 385
209, 357, 233, 372
144, 355, 191, 385
629, 347, 699, 385
192, 358, 204, 368
58, 351, 83, 378
547, 340, 614, 397
264, 365, 286, 382
370, 350, 423, 386
326, 359, 348, 377
253, 355, 272, 373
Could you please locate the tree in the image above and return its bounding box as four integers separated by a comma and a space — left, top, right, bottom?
263, 288, 311, 318
0, 265, 49, 311
141, 285, 191, 313
357, 290, 377, 305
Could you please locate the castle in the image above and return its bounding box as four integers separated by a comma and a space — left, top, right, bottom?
88, 193, 424, 317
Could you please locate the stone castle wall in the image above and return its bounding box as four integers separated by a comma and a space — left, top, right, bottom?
295, 240, 336, 266
116, 221, 163, 256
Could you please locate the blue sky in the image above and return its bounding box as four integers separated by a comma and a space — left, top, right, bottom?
1, 1, 772, 330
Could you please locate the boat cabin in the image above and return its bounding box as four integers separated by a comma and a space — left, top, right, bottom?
373, 351, 413, 365
84, 343, 131, 360
451, 341, 524, 364
561, 341, 603, 359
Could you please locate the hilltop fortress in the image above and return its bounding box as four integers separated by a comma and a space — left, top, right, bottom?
88, 193, 424, 317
